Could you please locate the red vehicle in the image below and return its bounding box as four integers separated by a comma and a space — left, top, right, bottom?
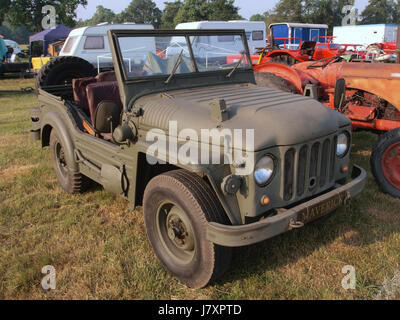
228, 36, 344, 66
254, 57, 400, 198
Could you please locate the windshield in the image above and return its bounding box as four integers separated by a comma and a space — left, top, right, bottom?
116, 32, 251, 79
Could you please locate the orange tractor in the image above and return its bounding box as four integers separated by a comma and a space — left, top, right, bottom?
228, 36, 345, 66
254, 57, 400, 198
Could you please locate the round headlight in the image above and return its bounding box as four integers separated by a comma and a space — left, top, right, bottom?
254, 156, 275, 186
337, 133, 349, 157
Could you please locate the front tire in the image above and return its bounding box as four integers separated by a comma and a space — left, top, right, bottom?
371, 128, 400, 198
49, 129, 87, 194
143, 170, 232, 288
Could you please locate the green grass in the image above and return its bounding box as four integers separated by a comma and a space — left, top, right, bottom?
0, 78, 399, 300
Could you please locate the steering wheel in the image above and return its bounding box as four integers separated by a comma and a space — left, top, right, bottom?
307, 56, 343, 69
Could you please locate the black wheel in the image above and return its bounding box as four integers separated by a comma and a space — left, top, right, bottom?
143, 170, 232, 288
255, 72, 298, 93
49, 129, 88, 194
371, 128, 400, 198
269, 54, 298, 66
36, 56, 96, 93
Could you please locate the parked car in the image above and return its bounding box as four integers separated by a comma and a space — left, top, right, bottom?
32, 29, 366, 288
59, 23, 154, 73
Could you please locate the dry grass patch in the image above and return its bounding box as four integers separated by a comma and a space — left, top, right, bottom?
0, 164, 38, 180
368, 208, 400, 224
375, 271, 400, 300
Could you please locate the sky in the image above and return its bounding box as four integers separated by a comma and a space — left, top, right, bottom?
76, 0, 370, 21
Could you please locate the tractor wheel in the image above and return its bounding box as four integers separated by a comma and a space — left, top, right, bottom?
36, 56, 96, 93
143, 170, 232, 288
371, 128, 400, 198
255, 72, 298, 93
269, 54, 298, 66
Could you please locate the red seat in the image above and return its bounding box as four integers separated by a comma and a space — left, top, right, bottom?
72, 72, 117, 113
72, 77, 97, 113
86, 81, 122, 124
95, 71, 116, 82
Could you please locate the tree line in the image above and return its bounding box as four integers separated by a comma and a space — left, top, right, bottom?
75, 0, 242, 29
1, 0, 400, 43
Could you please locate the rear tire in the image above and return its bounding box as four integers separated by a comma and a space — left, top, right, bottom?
49, 129, 88, 194
255, 72, 297, 93
143, 170, 232, 288
371, 128, 400, 198
36, 56, 96, 93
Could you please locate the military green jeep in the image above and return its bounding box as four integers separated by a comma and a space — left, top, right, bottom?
31, 29, 366, 288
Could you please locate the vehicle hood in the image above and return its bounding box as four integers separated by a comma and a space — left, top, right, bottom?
136, 83, 350, 151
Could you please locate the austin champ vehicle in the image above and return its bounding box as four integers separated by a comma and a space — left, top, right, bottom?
31, 29, 366, 288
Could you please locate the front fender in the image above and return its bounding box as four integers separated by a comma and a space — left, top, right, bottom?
254, 62, 304, 94
41, 111, 78, 172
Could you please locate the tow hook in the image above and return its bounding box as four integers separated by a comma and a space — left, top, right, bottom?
289, 218, 305, 230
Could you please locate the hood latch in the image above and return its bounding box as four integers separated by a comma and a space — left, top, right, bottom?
210, 99, 229, 122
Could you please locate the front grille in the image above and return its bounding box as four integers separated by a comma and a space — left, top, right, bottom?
283, 136, 337, 201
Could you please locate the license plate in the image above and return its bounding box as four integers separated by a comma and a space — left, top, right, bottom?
298, 191, 348, 223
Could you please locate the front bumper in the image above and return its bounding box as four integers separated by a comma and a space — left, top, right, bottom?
207, 165, 366, 247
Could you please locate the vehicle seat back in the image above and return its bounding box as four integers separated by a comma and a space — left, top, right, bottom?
72, 77, 97, 113
96, 71, 116, 82
72, 71, 118, 114
86, 81, 122, 124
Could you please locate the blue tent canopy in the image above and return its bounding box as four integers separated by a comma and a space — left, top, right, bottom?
29, 25, 71, 56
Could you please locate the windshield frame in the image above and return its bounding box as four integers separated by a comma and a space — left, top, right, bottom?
108, 29, 253, 83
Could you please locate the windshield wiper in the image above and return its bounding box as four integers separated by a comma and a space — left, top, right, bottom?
226, 53, 245, 78
165, 50, 184, 85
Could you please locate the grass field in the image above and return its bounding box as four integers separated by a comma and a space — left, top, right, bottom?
0, 76, 399, 300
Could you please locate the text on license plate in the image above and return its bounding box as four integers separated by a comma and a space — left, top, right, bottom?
297, 191, 348, 223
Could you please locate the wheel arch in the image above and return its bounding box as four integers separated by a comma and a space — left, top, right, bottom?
41, 111, 78, 172
254, 62, 304, 94
133, 152, 242, 225
345, 78, 400, 112
267, 50, 299, 60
